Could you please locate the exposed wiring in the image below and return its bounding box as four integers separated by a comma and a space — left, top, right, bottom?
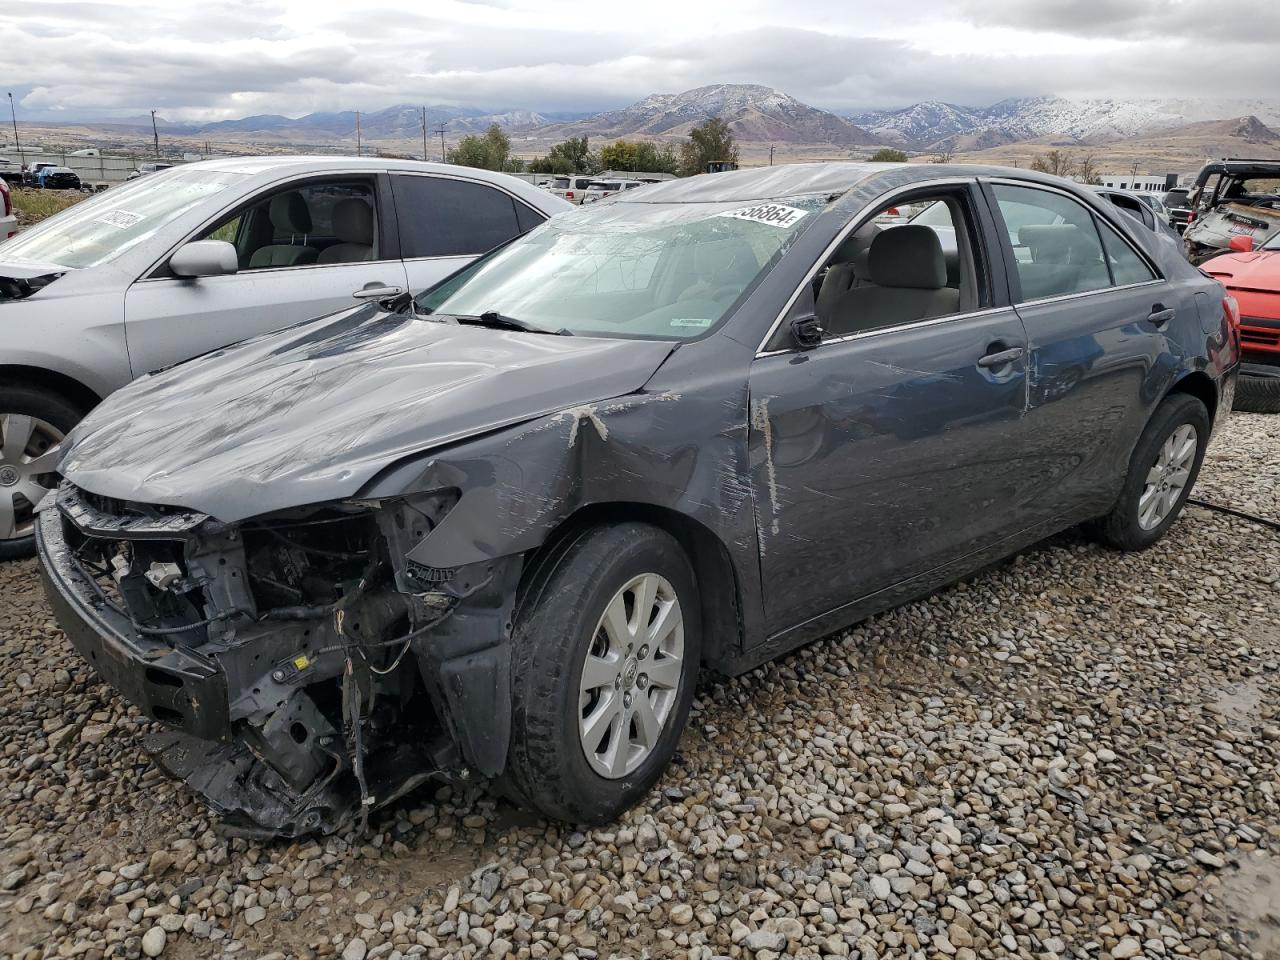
1187, 497, 1280, 533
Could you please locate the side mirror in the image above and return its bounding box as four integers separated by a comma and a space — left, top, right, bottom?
1228, 235, 1255, 253
791, 314, 824, 350
170, 239, 238, 278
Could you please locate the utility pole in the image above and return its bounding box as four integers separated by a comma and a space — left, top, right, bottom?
356, 111, 362, 157
421, 107, 428, 161
435, 124, 446, 162
7, 92, 23, 168
769, 144, 775, 166
151, 109, 160, 158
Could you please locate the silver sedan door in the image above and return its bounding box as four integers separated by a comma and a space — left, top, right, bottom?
123, 175, 408, 376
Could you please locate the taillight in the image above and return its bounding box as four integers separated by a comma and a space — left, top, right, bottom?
565, 191, 574, 199
885, 206, 900, 216
1224, 295, 1241, 331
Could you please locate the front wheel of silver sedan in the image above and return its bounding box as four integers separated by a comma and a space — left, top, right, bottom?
1089, 392, 1210, 552
0, 387, 80, 561
504, 523, 701, 824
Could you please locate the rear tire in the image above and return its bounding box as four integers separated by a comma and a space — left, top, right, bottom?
1233, 372, 1280, 414
1089, 393, 1209, 552
0, 386, 83, 561
504, 522, 700, 824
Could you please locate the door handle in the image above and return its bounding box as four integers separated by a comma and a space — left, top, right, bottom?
977, 346, 1024, 369
1148, 305, 1176, 327
352, 283, 405, 300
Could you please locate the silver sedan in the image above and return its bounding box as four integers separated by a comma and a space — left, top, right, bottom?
0, 156, 568, 557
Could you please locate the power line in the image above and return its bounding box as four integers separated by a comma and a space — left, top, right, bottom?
151, 109, 160, 158
421, 107, 428, 161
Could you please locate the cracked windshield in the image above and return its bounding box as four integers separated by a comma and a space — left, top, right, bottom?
418, 196, 828, 338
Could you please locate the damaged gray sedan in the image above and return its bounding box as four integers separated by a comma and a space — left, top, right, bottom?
38, 163, 1239, 837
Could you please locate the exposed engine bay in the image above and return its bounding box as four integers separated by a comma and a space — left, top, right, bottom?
39, 481, 518, 837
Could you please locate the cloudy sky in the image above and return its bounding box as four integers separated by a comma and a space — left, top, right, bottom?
4, 0, 1280, 121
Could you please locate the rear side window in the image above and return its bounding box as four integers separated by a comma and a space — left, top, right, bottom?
1097, 218, 1156, 286
992, 184, 1113, 301
393, 175, 530, 258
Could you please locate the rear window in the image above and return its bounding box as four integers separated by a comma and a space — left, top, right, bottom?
393, 175, 532, 258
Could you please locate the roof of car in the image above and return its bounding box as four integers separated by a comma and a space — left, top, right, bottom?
154, 155, 568, 213
187, 155, 508, 178
614, 161, 1075, 203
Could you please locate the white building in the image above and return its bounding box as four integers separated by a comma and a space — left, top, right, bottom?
1098, 174, 1179, 192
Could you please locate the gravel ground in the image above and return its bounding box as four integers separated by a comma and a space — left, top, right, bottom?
2, 413, 1278, 960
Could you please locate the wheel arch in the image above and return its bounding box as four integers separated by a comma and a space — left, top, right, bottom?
518, 501, 745, 673
0, 364, 101, 416
1165, 369, 1218, 422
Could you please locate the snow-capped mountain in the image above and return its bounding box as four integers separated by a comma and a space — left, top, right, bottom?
846, 100, 986, 147
852, 96, 1280, 149
551, 84, 879, 146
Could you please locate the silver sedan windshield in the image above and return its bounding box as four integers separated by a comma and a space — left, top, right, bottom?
418, 196, 827, 339
0, 168, 249, 269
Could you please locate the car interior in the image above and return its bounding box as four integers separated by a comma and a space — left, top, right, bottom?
201, 180, 378, 270
992, 184, 1155, 299
811, 193, 980, 338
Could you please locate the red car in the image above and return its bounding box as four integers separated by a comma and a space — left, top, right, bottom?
1203, 235, 1280, 412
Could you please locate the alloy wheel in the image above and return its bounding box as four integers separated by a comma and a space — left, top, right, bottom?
0, 414, 64, 542
1138, 423, 1198, 530
578, 572, 685, 779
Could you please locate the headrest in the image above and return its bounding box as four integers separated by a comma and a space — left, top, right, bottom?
831, 222, 880, 266
332, 199, 374, 245
1019, 224, 1086, 264
868, 225, 947, 289
268, 192, 312, 234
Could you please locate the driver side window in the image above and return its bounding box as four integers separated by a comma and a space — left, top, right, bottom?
801, 190, 985, 344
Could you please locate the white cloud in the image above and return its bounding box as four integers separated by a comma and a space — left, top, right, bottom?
2, 0, 1278, 120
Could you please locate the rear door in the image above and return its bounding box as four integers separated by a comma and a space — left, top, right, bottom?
390, 173, 546, 295
984, 179, 1174, 519
123, 173, 407, 376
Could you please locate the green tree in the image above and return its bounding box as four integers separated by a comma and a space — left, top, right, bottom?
869, 148, 909, 163
447, 123, 511, 171
529, 136, 596, 175
680, 118, 739, 177
598, 139, 680, 174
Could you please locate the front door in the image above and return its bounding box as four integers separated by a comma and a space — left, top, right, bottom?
124, 176, 408, 376
748, 183, 1045, 637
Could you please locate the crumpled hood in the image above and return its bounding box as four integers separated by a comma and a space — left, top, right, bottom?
60, 304, 675, 521
1202, 250, 1280, 293
0, 257, 69, 301
0, 256, 69, 280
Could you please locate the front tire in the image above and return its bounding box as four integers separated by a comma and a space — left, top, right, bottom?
1090, 393, 1210, 551
504, 523, 700, 824
0, 386, 82, 560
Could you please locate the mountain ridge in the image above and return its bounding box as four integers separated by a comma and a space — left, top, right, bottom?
851, 95, 1280, 149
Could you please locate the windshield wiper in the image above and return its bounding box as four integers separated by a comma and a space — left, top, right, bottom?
454, 310, 573, 336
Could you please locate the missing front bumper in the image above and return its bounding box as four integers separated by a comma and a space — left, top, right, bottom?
37, 489, 516, 838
